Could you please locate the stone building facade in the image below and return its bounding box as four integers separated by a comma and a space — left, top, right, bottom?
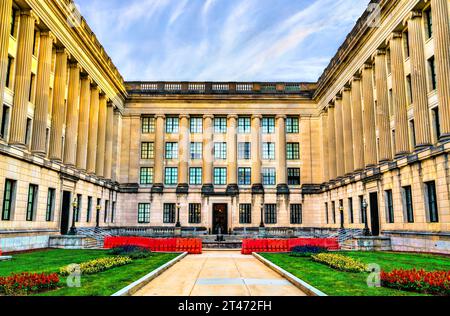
1, 0, 450, 253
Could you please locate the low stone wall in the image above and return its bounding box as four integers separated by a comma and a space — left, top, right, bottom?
383, 231, 450, 255
48, 236, 94, 249
0, 235, 50, 253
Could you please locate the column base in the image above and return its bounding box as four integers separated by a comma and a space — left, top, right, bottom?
176, 183, 189, 195
251, 183, 264, 195
202, 184, 214, 195
439, 133, 450, 144
276, 184, 290, 195
151, 183, 164, 193
226, 184, 239, 196
394, 151, 410, 159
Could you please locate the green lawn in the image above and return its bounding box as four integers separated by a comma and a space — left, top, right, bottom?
0, 249, 179, 296
261, 251, 450, 296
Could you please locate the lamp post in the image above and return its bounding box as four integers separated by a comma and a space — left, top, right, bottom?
339, 204, 344, 229
175, 203, 181, 228
68, 197, 78, 235
362, 199, 371, 236
259, 202, 265, 228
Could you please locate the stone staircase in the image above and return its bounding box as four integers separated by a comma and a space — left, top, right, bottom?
77, 227, 113, 249
201, 235, 244, 249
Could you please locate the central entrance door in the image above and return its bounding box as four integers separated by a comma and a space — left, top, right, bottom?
60, 191, 72, 235
213, 204, 228, 235
369, 192, 380, 236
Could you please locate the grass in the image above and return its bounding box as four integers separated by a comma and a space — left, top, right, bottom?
0, 249, 179, 296
261, 251, 450, 296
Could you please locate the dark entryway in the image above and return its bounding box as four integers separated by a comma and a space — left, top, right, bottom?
60, 191, 72, 235
213, 204, 228, 235
369, 192, 380, 236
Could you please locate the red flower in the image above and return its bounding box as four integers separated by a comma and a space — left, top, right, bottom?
381, 269, 450, 296
0, 272, 60, 296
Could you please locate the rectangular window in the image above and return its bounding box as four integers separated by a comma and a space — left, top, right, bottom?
238, 142, 251, 160
45, 188, 55, 222
385, 190, 394, 223
140, 167, 154, 185
25, 118, 32, 146
138, 203, 151, 224
432, 107, 441, 141
238, 168, 251, 185
163, 203, 176, 224
386, 49, 392, 74
425, 7, 433, 39
359, 195, 365, 224
286, 116, 299, 133
165, 142, 178, 159
1, 179, 15, 221
290, 204, 302, 224
262, 117, 275, 134
287, 168, 301, 185
86, 196, 92, 223
26, 184, 38, 222
409, 120, 416, 149
238, 117, 251, 134
190, 142, 202, 160
214, 168, 227, 185
404, 31, 410, 58
262, 168, 276, 186
214, 117, 227, 134
189, 167, 202, 185
403, 186, 414, 223
287, 143, 300, 160
75, 194, 82, 222
348, 198, 354, 224
428, 56, 437, 91
6, 56, 13, 88
32, 30, 38, 56
332, 201, 336, 224
29, 74, 35, 102
189, 204, 201, 224
262, 142, 275, 160
239, 204, 251, 224
165, 168, 178, 186
406, 75, 413, 104
141, 142, 154, 159
325, 202, 329, 224
111, 202, 116, 223
190, 117, 203, 134
214, 142, 227, 160
141, 117, 155, 133
104, 200, 109, 223
264, 204, 277, 224
10, 8, 17, 37
165, 117, 179, 134
1, 105, 10, 139
425, 181, 439, 223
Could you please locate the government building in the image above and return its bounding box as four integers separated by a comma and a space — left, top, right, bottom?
1, 0, 450, 254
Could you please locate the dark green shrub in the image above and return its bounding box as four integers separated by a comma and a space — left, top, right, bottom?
108, 245, 152, 259
289, 246, 328, 257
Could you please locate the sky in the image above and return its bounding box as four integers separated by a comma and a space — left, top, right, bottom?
74, 0, 369, 82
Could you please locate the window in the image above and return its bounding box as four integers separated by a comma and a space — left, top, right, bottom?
409, 120, 416, 149
389, 89, 393, 116
406, 75, 413, 104
142, 117, 155, 133
165, 117, 179, 134
348, 198, 354, 224
189, 167, 202, 185
104, 200, 109, 223
75, 194, 82, 222
287, 168, 301, 185
6, 56, 13, 88
287, 143, 300, 160
403, 186, 414, 223
432, 107, 441, 141
262, 143, 275, 160
163, 204, 176, 224
286, 116, 299, 133
262, 117, 275, 134
165, 142, 178, 159
386, 49, 392, 74
332, 201, 336, 224
190, 142, 202, 160
140, 167, 154, 185
325, 202, 329, 224
428, 56, 437, 91
165, 168, 178, 185
239, 204, 251, 224
214, 142, 227, 160
86, 196, 92, 222
359, 195, 365, 224
264, 204, 277, 224
262, 168, 276, 185
190, 117, 203, 134
138, 203, 150, 223
26, 184, 38, 222
10, 8, 17, 37
141, 142, 154, 159
290, 204, 302, 224
189, 204, 201, 224
32, 30, 38, 56
403, 31, 410, 58
425, 181, 439, 223
25, 118, 32, 146
1, 105, 10, 139
238, 168, 251, 185
111, 202, 116, 223
214, 168, 227, 185
424, 7, 433, 39
238, 142, 251, 160
1, 179, 15, 221
385, 190, 394, 223
238, 117, 251, 134
45, 188, 55, 222
29, 74, 35, 102
214, 117, 227, 134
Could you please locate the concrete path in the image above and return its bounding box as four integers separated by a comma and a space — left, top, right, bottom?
134, 251, 306, 296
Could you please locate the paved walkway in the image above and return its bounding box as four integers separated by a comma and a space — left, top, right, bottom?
134, 251, 306, 296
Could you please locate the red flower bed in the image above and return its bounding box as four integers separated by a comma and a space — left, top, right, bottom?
0, 272, 60, 296
381, 269, 450, 296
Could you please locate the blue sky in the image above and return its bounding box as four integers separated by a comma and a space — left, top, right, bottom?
74, 0, 369, 82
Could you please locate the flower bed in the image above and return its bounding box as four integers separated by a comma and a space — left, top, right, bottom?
108, 245, 152, 259
381, 269, 450, 296
289, 246, 328, 257
59, 256, 132, 276
0, 272, 60, 296
311, 253, 368, 273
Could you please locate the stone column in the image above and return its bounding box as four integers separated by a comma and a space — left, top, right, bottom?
389, 32, 410, 156
374, 49, 393, 162
86, 86, 100, 174
320, 110, 329, 181
342, 87, 354, 174
351, 76, 365, 171
327, 104, 337, 180
334, 96, 345, 178
152, 114, 165, 192
362, 63, 378, 167
177, 114, 190, 194
63, 62, 81, 166
407, 11, 432, 149
276, 114, 289, 194
251, 114, 263, 194
48, 48, 69, 161
76, 75, 92, 171
112, 109, 122, 182
431, 0, 450, 141
31, 32, 54, 155
95, 95, 107, 178
202, 114, 214, 194
0, 0, 12, 132
226, 114, 239, 195
104, 103, 114, 180
9, 11, 36, 146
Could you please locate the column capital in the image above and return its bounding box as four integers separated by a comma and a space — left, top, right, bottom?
375, 48, 386, 56
363, 62, 373, 70
179, 114, 190, 119
352, 74, 361, 82
386, 32, 403, 45
275, 114, 287, 120
155, 114, 166, 119
20, 10, 39, 23
252, 114, 263, 120
80, 74, 93, 84
203, 114, 214, 120
227, 114, 238, 120
40, 31, 57, 44
403, 10, 422, 26
56, 47, 71, 59
68, 61, 82, 71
